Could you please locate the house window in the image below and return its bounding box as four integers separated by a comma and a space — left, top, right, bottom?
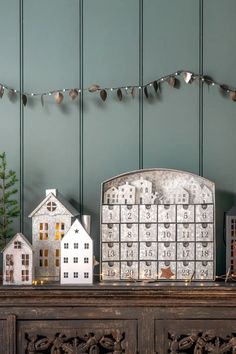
6, 254, 14, 266
5, 270, 13, 283
55, 249, 60, 267
74, 243, 78, 249
84, 257, 89, 264
64, 257, 68, 263
55, 223, 65, 240
21, 269, 29, 282
64, 243, 69, 249
74, 272, 78, 278
231, 219, 236, 237
84, 272, 89, 279
14, 241, 21, 249
47, 201, 57, 212
22, 254, 29, 266
73, 257, 78, 263
84, 243, 89, 249
39, 249, 48, 267
64, 272, 68, 278
39, 223, 48, 240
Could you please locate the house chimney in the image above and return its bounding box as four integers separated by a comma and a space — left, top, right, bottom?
81, 215, 91, 234
46, 189, 58, 197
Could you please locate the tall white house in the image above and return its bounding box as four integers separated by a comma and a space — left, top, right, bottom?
60, 219, 93, 284
29, 189, 79, 282
3, 233, 33, 285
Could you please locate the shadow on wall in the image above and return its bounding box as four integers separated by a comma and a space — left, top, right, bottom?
215, 190, 235, 276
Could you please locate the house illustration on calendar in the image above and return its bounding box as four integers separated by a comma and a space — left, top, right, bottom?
60, 219, 93, 284
29, 189, 79, 282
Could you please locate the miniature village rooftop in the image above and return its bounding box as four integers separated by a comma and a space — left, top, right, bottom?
28, 189, 79, 218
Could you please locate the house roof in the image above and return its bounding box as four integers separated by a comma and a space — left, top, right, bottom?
28, 192, 79, 218
2, 233, 32, 253
226, 206, 236, 216
62, 218, 92, 242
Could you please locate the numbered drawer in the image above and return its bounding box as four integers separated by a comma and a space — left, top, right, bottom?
101, 224, 119, 242
102, 242, 120, 261
196, 223, 214, 241
158, 205, 176, 223
177, 224, 195, 241
158, 242, 176, 261
121, 223, 138, 242
177, 205, 194, 223
177, 242, 195, 261
139, 261, 157, 280
195, 204, 214, 223
177, 261, 195, 280
101, 262, 120, 280
121, 242, 138, 260
121, 205, 139, 223
196, 242, 214, 261
102, 205, 120, 223
158, 223, 176, 242
158, 261, 176, 279
195, 261, 214, 280
139, 242, 158, 260
121, 261, 138, 280
139, 223, 157, 241
139, 205, 157, 223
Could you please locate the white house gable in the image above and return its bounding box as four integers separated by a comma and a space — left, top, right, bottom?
61, 219, 93, 284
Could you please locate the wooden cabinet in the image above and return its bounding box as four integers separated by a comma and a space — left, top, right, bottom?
1, 284, 236, 353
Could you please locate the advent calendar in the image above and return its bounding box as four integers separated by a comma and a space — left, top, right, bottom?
100, 169, 215, 281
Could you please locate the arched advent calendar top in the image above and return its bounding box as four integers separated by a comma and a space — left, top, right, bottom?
102, 168, 215, 205
100, 169, 215, 282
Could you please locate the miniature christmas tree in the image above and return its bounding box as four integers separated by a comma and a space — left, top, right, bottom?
0, 152, 20, 247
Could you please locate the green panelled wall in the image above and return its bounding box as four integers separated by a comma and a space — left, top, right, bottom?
0, 0, 236, 274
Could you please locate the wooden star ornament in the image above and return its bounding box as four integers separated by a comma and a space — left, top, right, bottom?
160, 267, 175, 279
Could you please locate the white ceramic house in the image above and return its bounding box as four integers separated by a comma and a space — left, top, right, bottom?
2, 233, 33, 285
29, 189, 79, 282
60, 219, 93, 284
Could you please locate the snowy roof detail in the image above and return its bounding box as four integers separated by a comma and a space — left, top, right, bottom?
28, 191, 79, 218
2, 232, 32, 253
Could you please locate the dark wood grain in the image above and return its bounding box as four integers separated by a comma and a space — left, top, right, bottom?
1, 283, 236, 353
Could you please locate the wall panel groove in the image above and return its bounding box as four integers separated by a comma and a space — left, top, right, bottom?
19, 0, 24, 233
79, 0, 84, 215
139, 0, 143, 170
199, 0, 203, 177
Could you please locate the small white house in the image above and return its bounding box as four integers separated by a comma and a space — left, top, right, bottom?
60, 219, 93, 284
118, 182, 136, 204
104, 186, 119, 204
2, 233, 33, 285
132, 177, 153, 204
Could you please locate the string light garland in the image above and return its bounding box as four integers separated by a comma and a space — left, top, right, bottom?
1, 70, 236, 107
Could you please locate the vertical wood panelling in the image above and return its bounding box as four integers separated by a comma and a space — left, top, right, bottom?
23, 0, 80, 238
143, 0, 199, 174
0, 2, 20, 233
83, 0, 140, 259
203, 0, 236, 274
